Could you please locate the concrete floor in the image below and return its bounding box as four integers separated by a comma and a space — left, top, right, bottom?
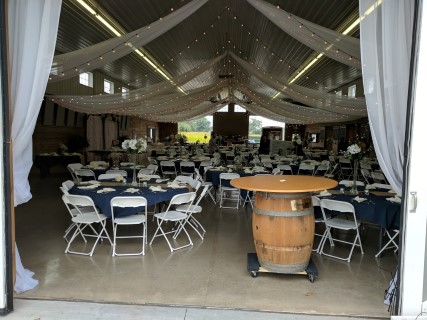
12, 169, 397, 319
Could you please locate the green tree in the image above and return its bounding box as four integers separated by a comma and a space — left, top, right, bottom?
179, 117, 212, 132
178, 122, 192, 132
249, 118, 263, 134
194, 118, 211, 131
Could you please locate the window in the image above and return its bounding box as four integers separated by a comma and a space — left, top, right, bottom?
79, 72, 93, 87
335, 90, 342, 96
217, 105, 228, 112
348, 84, 356, 98
121, 86, 129, 98
234, 105, 246, 113
104, 79, 114, 94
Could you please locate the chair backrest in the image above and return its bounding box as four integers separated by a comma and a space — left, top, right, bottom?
320, 198, 356, 219
62, 180, 75, 191
272, 167, 281, 175
74, 169, 96, 179
120, 162, 135, 166
298, 164, 315, 175
339, 158, 352, 168
360, 168, 371, 184
311, 195, 320, 207
277, 164, 293, 174
147, 164, 158, 173
106, 169, 127, 177
219, 173, 240, 187
59, 186, 69, 195
164, 192, 197, 214
110, 196, 148, 220
372, 183, 393, 190
339, 179, 365, 187
62, 194, 98, 217
137, 168, 154, 176
98, 173, 123, 181
67, 163, 83, 171
359, 162, 372, 170
90, 161, 108, 167
174, 175, 198, 188
160, 161, 176, 171
371, 172, 387, 183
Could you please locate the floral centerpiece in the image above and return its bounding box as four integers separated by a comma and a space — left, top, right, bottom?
121, 137, 147, 154
346, 143, 364, 194
122, 137, 147, 186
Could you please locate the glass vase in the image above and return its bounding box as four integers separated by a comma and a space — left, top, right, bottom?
350, 158, 359, 194
130, 154, 138, 186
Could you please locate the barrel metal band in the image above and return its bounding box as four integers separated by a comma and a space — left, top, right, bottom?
254, 207, 312, 217
259, 260, 308, 273
255, 242, 312, 252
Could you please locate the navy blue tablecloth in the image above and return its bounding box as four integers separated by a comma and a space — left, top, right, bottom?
69, 183, 188, 218
313, 189, 400, 230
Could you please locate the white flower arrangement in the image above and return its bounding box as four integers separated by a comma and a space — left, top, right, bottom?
121, 137, 147, 154
346, 143, 363, 160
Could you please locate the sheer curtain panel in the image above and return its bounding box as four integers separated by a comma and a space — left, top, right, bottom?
8, 0, 62, 293
359, 0, 415, 196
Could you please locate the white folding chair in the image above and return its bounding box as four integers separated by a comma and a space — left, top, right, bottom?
338, 158, 353, 179
272, 167, 281, 175
174, 175, 200, 190
67, 163, 83, 182
74, 169, 97, 182
90, 161, 108, 167
175, 183, 208, 239
98, 173, 123, 181
371, 172, 387, 184
180, 161, 196, 178
110, 196, 148, 256
194, 168, 216, 204
375, 229, 399, 258
160, 161, 177, 179
146, 164, 158, 174
62, 180, 75, 192
106, 169, 127, 178
312, 196, 333, 253
319, 199, 364, 262
314, 163, 329, 176
277, 164, 293, 175
219, 172, 240, 209
298, 163, 315, 175
137, 168, 155, 176
150, 192, 197, 252
62, 194, 112, 256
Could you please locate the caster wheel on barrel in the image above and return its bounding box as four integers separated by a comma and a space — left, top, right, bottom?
251, 271, 257, 278
308, 274, 316, 283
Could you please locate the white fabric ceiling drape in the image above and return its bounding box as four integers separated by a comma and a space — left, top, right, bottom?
8, 0, 62, 294
247, 0, 361, 69
359, 0, 414, 196
49, 0, 208, 82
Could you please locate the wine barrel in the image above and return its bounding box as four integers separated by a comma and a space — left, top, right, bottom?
253, 191, 314, 273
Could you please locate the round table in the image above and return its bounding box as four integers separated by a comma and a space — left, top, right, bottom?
231, 175, 337, 280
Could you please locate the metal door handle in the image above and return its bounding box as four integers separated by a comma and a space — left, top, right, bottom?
410, 191, 417, 213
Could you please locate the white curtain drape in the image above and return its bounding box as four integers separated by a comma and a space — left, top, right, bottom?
8, 0, 62, 293
86, 116, 104, 162
359, 0, 414, 196
247, 0, 361, 69
104, 119, 118, 150
49, 0, 208, 82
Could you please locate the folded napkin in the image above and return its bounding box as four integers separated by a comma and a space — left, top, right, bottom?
318, 190, 332, 197
353, 196, 367, 203
138, 176, 151, 181
97, 188, 116, 194
78, 185, 98, 190
167, 182, 187, 189
386, 195, 401, 203
365, 184, 376, 190
124, 188, 140, 194
156, 179, 169, 183
388, 189, 397, 194
244, 169, 253, 173
149, 186, 166, 192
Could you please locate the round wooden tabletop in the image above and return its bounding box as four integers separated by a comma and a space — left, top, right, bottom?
230, 175, 338, 193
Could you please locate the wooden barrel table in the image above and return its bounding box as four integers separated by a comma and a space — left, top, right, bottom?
231, 175, 337, 274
